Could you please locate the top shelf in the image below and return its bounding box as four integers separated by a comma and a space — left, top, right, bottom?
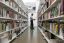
38, 0, 60, 18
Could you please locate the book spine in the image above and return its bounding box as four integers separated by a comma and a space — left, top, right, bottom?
60, 0, 64, 15
9, 11, 14, 18
50, 23, 52, 32
6, 10, 9, 18
3, 8, 6, 17
0, 7, 2, 17
0, 22, 3, 32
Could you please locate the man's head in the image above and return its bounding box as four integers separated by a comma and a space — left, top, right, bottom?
31, 13, 33, 16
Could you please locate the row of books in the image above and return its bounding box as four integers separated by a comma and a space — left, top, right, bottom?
0, 6, 22, 20
43, 30, 55, 39
0, 20, 22, 33
45, 0, 55, 8
0, 28, 21, 43
42, 22, 64, 38
43, 30, 64, 43
0, 0, 28, 17
0, 0, 22, 13
22, 21, 27, 28
42, 0, 64, 20
0, 21, 27, 43
39, 25, 64, 43
0, 0, 28, 43
42, 0, 55, 12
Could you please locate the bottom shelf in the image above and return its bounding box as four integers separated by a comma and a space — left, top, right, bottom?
38, 27, 64, 43
8, 26, 28, 43
42, 27, 64, 40
38, 27, 50, 43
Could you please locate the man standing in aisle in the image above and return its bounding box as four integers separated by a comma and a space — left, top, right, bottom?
30, 13, 35, 43
30, 13, 35, 30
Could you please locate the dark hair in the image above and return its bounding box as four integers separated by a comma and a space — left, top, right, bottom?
31, 13, 33, 16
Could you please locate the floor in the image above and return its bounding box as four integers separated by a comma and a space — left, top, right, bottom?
11, 27, 47, 43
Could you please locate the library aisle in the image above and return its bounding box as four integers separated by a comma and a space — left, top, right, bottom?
0, 0, 64, 43
11, 27, 47, 43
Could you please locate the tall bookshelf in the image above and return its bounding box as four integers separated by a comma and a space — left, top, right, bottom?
0, 0, 28, 43
38, 0, 64, 43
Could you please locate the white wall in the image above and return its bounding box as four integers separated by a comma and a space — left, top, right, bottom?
27, 0, 40, 27
28, 13, 31, 27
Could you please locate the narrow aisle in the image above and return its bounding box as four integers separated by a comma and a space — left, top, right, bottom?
37, 28, 48, 43
28, 27, 37, 43
11, 27, 47, 43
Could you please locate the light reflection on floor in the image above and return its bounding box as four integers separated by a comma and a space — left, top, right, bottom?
28, 27, 37, 43
11, 27, 47, 43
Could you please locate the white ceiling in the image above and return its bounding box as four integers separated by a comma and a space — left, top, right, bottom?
22, 0, 37, 3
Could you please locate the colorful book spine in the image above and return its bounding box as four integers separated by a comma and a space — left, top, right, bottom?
60, 0, 64, 15
55, 23, 60, 34
51, 6, 58, 17
60, 24, 64, 38
2, 23, 6, 31
9, 11, 14, 18
0, 22, 3, 32
52, 23, 55, 32
50, 23, 53, 32
48, 11, 51, 19
6, 10, 9, 18
58, 3, 61, 16
0, 7, 3, 17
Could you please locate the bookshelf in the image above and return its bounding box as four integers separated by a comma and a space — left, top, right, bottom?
38, 27, 64, 43
38, 0, 60, 18
38, 0, 64, 43
0, 0, 27, 18
38, 27, 50, 43
0, 0, 28, 43
8, 26, 28, 43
